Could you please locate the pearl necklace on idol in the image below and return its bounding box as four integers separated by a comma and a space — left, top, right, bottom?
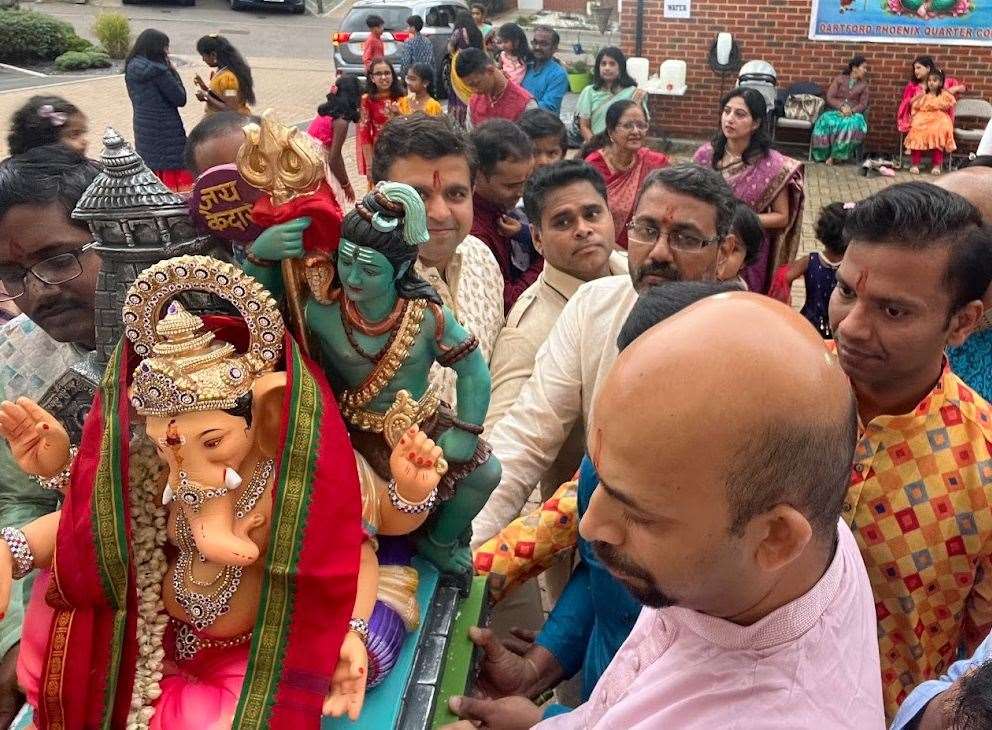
170, 458, 273, 639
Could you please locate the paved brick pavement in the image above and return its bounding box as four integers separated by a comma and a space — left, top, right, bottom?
0, 54, 340, 157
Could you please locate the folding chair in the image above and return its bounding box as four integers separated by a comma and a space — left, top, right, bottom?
952, 98, 992, 169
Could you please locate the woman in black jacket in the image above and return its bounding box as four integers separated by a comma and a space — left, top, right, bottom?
125, 29, 191, 191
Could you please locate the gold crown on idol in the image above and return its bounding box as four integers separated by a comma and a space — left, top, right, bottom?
123, 256, 285, 418
130, 302, 255, 416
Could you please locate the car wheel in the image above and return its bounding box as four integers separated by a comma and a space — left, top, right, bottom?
230, 0, 244, 10
292, 3, 305, 11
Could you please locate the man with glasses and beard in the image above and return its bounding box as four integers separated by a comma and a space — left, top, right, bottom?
473, 164, 752, 551
0, 143, 100, 727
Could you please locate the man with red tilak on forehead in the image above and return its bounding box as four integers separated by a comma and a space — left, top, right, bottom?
827, 182, 992, 720
371, 114, 504, 407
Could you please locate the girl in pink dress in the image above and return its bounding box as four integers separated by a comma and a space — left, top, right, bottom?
496, 23, 532, 85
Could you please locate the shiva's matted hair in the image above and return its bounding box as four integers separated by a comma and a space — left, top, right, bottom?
339, 182, 443, 305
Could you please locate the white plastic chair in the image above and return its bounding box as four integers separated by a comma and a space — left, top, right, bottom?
952, 98, 992, 167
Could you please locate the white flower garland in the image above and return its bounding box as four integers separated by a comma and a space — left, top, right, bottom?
125, 438, 169, 730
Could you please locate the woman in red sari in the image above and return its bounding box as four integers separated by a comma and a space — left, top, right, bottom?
583, 99, 669, 250
357, 57, 404, 186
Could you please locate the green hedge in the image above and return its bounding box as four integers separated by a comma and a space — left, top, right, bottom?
0, 9, 77, 63
64, 34, 95, 53
54, 49, 111, 71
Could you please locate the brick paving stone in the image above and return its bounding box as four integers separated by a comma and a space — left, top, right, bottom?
0, 55, 342, 158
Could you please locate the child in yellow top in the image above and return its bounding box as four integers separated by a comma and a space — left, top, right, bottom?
194, 34, 255, 116
396, 63, 443, 117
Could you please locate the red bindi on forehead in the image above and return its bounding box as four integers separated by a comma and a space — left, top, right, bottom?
432, 170, 441, 191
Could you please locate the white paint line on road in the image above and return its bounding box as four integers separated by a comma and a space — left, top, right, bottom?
0, 74, 125, 95
322, 0, 349, 16
0, 63, 48, 79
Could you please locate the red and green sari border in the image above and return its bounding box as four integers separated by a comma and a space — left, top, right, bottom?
233, 339, 322, 729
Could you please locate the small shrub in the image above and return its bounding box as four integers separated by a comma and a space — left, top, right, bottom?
64, 34, 94, 53
54, 49, 111, 71
0, 9, 75, 63
91, 12, 129, 60
566, 59, 590, 75
515, 14, 533, 25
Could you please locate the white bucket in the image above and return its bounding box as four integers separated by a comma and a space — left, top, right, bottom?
627, 57, 650, 86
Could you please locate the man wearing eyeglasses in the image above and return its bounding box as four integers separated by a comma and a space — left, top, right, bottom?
474, 163, 749, 551
0, 143, 100, 728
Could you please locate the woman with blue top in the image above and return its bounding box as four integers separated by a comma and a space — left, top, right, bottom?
575, 47, 646, 144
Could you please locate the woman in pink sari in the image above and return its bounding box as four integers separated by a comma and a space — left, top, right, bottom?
897, 55, 966, 134
694, 87, 804, 294
583, 99, 669, 250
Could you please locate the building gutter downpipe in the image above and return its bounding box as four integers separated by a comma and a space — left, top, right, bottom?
635, 0, 644, 56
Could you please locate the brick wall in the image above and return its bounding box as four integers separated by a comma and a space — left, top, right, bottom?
543, 0, 587, 11
620, 0, 992, 153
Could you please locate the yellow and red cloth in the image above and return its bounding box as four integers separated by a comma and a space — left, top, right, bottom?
474, 481, 580, 603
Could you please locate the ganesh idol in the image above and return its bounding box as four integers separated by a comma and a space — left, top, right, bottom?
0, 255, 446, 729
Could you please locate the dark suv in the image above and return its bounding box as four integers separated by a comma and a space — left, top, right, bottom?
331, 0, 469, 80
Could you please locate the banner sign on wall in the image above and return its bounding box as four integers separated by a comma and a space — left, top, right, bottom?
809, 0, 992, 45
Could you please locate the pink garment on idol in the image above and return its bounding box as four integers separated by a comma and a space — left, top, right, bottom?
16, 569, 53, 716
18, 571, 250, 730
535, 521, 885, 729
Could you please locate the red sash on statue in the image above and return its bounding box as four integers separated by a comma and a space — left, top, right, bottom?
38, 322, 362, 729
251, 181, 343, 255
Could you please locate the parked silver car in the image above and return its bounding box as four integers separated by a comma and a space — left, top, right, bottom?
331, 0, 469, 82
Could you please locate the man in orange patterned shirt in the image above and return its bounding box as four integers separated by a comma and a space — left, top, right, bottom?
829, 181, 992, 718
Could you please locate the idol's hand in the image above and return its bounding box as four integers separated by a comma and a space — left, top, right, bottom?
389, 426, 444, 503
0, 398, 70, 479
249, 217, 311, 261
322, 631, 368, 720
436, 428, 477, 464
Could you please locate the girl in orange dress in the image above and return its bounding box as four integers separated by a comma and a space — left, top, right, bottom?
357, 57, 404, 186
904, 69, 957, 175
